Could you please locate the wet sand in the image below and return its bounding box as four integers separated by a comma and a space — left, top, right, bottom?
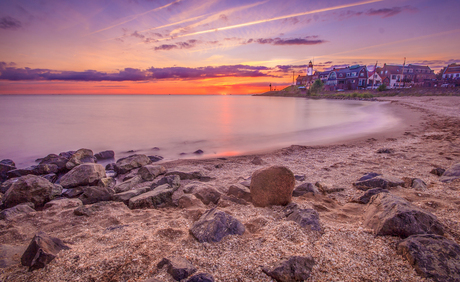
1, 96, 459, 282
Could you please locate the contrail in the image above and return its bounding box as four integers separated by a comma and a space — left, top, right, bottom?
160, 0, 383, 40
87, 0, 181, 36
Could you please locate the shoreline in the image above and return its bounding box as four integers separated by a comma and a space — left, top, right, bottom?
1, 96, 460, 281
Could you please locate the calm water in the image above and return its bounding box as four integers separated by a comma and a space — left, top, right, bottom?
0, 95, 399, 167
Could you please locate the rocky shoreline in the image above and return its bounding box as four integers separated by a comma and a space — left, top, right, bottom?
1, 96, 460, 281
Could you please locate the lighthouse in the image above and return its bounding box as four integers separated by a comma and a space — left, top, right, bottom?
307, 61, 313, 76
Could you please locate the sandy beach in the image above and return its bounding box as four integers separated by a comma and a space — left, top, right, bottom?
1, 96, 459, 282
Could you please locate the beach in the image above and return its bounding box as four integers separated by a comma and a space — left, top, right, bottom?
1, 96, 459, 281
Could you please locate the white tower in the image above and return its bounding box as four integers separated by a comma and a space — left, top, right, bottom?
307, 61, 313, 76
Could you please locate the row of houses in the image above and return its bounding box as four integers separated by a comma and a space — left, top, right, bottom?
296, 62, 460, 91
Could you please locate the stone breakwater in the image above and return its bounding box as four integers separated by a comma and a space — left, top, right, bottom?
1, 96, 460, 281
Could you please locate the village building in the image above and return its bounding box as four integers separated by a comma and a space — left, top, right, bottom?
326, 65, 367, 90
442, 63, 460, 80
367, 67, 383, 88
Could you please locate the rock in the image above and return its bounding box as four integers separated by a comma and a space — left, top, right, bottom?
355, 188, 389, 204
43, 198, 82, 210
262, 256, 315, 282
354, 173, 405, 190
166, 170, 212, 182
397, 234, 460, 282
7, 166, 39, 178
0, 178, 18, 194
157, 256, 197, 281
39, 154, 69, 172
66, 148, 97, 170
193, 186, 221, 205
106, 163, 116, 171
42, 173, 58, 183
128, 184, 178, 209
3, 175, 58, 208
240, 180, 251, 188
138, 165, 166, 181
51, 184, 63, 198
377, 148, 395, 154
21, 231, 70, 271
106, 170, 117, 178
149, 155, 164, 163
177, 194, 204, 209
364, 193, 444, 238
284, 203, 321, 232
0, 159, 15, 167
249, 166, 295, 207
0, 203, 35, 220
97, 177, 116, 189
227, 184, 252, 202
193, 149, 204, 155
186, 273, 215, 282
412, 178, 427, 191
59, 151, 76, 159
251, 156, 265, 165
79, 186, 113, 205
115, 154, 152, 174
114, 175, 144, 193
94, 150, 115, 160
294, 175, 306, 181
440, 163, 460, 182
0, 161, 16, 182
430, 168, 445, 176
112, 187, 149, 205
0, 244, 27, 269
59, 163, 106, 189
292, 183, 319, 197
154, 175, 181, 189
190, 208, 245, 243
61, 187, 84, 198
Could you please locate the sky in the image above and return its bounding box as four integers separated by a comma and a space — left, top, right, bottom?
0, 0, 459, 95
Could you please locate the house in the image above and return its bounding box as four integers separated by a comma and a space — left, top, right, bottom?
379, 64, 404, 88
367, 67, 383, 87
318, 71, 331, 84
326, 65, 368, 90
295, 61, 319, 88
407, 64, 436, 86
442, 63, 460, 80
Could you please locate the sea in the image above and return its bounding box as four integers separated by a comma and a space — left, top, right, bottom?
0, 95, 400, 168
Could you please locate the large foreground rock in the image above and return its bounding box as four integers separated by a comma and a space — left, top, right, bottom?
138, 165, 166, 181
79, 186, 114, 205
39, 154, 69, 172
354, 173, 405, 190
284, 203, 321, 232
0, 203, 35, 220
397, 234, 460, 282
59, 163, 106, 188
262, 256, 315, 282
157, 256, 197, 281
128, 184, 177, 209
21, 232, 70, 271
249, 166, 295, 207
66, 148, 96, 170
3, 175, 58, 208
190, 208, 245, 243
115, 154, 152, 174
364, 193, 444, 238
440, 163, 460, 182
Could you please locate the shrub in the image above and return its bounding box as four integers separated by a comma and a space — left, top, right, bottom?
377, 84, 387, 92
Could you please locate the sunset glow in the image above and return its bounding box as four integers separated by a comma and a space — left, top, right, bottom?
1, 0, 459, 94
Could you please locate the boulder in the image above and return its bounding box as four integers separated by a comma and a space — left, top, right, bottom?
186, 273, 215, 282
227, 184, 252, 202
3, 175, 58, 208
157, 256, 197, 281
0, 161, 16, 182
66, 148, 97, 170
61, 187, 84, 198
177, 194, 204, 209
440, 163, 460, 182
59, 163, 106, 189
364, 193, 444, 238
165, 170, 211, 182
430, 168, 445, 176
193, 149, 204, 155
42, 173, 58, 183
193, 186, 221, 205
397, 234, 460, 282
114, 175, 144, 193
97, 177, 116, 189
0, 159, 15, 167
43, 198, 82, 211
411, 178, 427, 191
0, 203, 35, 220
128, 184, 178, 209
115, 154, 152, 174
112, 187, 150, 205
94, 150, 115, 160
153, 175, 181, 189
39, 154, 69, 172
251, 156, 265, 165
294, 175, 306, 181
1, 178, 18, 194
79, 186, 113, 205
354, 188, 389, 204
377, 148, 395, 154
21, 232, 70, 271
138, 165, 166, 181
262, 256, 315, 282
190, 208, 245, 243
354, 173, 405, 190
7, 166, 39, 178
148, 155, 164, 163
284, 203, 321, 232
249, 166, 295, 207
292, 183, 319, 197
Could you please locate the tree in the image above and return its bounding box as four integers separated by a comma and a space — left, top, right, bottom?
309, 79, 324, 95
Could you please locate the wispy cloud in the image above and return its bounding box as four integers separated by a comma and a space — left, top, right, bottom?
246, 37, 326, 46
366, 6, 418, 18
0, 16, 22, 29
0, 63, 273, 81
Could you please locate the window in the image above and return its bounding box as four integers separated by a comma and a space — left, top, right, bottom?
352, 72, 357, 76
346, 73, 350, 77
360, 72, 364, 77
392, 75, 396, 79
